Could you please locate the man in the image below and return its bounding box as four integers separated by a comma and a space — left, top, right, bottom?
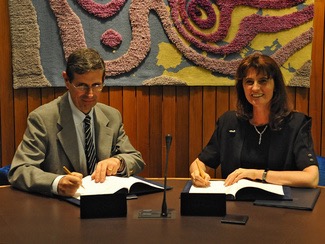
8, 48, 145, 197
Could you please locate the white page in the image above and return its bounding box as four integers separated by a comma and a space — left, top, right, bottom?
229, 179, 284, 196
189, 180, 226, 194
73, 175, 163, 199
189, 179, 284, 196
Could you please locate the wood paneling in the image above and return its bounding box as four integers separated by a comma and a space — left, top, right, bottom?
1, 1, 325, 179
312, 0, 325, 155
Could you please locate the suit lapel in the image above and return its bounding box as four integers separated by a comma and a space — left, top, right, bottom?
93, 106, 114, 161
233, 118, 246, 169
56, 93, 85, 174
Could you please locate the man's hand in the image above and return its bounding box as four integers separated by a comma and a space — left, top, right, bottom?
57, 172, 83, 197
91, 157, 121, 183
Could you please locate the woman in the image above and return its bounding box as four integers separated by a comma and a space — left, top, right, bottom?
190, 53, 319, 188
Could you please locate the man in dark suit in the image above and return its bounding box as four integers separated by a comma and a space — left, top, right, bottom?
8, 48, 145, 197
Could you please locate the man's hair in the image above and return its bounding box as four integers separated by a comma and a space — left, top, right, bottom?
66, 48, 106, 82
235, 53, 292, 130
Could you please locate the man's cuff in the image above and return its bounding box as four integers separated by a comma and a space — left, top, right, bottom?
113, 155, 127, 176
51, 175, 65, 195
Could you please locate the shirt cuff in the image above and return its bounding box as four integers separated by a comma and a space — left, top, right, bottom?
51, 175, 65, 195
113, 155, 127, 175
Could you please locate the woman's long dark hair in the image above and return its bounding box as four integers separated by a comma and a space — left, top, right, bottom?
235, 53, 292, 130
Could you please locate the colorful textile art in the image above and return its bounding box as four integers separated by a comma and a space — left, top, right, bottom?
9, 0, 314, 88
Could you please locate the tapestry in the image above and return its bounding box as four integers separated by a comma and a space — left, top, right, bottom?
9, 0, 314, 88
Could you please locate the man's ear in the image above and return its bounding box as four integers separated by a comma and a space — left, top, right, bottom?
62, 71, 70, 89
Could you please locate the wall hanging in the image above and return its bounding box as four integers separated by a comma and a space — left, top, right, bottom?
9, 0, 314, 88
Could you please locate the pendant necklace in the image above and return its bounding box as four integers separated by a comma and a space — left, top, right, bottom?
254, 125, 268, 145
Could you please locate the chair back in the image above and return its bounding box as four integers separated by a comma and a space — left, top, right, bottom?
0, 165, 10, 185
317, 156, 325, 186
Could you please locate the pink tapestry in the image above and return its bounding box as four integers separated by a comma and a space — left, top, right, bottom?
9, 0, 314, 88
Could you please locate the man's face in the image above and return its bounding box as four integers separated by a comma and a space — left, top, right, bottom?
63, 69, 104, 114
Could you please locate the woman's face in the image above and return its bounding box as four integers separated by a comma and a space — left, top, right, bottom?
243, 68, 275, 110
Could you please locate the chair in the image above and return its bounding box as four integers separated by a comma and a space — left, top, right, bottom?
317, 156, 325, 186
0, 164, 10, 185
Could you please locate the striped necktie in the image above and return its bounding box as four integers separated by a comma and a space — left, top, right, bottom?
84, 115, 97, 174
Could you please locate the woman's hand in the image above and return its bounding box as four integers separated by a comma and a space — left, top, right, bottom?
224, 168, 262, 186
190, 159, 211, 187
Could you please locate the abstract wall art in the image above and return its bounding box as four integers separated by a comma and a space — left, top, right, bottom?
9, 0, 314, 88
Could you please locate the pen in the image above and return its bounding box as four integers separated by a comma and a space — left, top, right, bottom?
63, 166, 85, 189
195, 159, 205, 178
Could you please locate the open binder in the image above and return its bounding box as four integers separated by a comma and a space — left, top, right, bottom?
59, 176, 172, 218
61, 176, 172, 206
186, 179, 292, 201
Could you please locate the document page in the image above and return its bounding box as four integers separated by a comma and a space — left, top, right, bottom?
189, 179, 284, 196
189, 180, 226, 194
73, 175, 163, 199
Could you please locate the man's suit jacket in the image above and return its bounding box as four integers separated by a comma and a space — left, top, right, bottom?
8, 92, 145, 195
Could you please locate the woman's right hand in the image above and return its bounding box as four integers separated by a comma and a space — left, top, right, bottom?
190, 159, 211, 187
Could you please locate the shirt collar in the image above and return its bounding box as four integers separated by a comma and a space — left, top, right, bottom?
68, 92, 94, 124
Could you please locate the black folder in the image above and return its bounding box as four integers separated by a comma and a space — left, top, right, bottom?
254, 187, 321, 210
80, 192, 127, 218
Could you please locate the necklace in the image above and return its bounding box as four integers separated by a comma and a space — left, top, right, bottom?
254, 125, 268, 145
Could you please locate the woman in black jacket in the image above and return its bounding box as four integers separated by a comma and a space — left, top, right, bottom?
190, 53, 319, 188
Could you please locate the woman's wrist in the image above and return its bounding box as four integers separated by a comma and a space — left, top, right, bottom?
262, 169, 269, 183
254, 169, 265, 181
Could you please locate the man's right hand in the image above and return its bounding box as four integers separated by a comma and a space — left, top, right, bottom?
57, 173, 83, 196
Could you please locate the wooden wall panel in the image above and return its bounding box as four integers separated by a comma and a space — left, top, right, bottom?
203, 87, 216, 146
108, 87, 123, 113
122, 87, 137, 145
314, 0, 325, 155
310, 0, 325, 155
148, 87, 163, 177
97, 87, 109, 105
136, 87, 150, 177
229, 87, 237, 110
0, 0, 14, 165
202, 87, 217, 177
175, 87, 190, 177
41, 88, 55, 104
1, 1, 325, 180
287, 87, 296, 110
162, 86, 176, 177
295, 88, 309, 115
189, 87, 203, 164
13, 89, 28, 149
322, 37, 325, 155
